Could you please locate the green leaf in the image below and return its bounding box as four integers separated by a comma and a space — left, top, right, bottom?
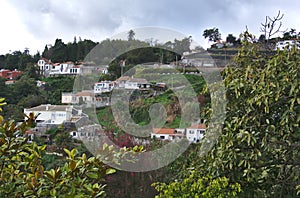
105, 168, 116, 175
86, 172, 98, 179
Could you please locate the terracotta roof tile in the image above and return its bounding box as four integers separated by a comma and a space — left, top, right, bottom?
187, 124, 206, 129
153, 128, 174, 134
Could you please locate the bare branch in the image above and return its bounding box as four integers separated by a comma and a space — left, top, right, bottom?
260, 10, 285, 40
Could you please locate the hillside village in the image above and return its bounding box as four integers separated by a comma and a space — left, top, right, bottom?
12, 36, 300, 148
24, 55, 208, 145
1, 25, 300, 196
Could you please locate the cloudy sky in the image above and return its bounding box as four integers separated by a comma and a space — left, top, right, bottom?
0, 0, 299, 55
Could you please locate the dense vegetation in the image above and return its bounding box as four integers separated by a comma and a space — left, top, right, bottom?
0, 22, 299, 197
154, 33, 300, 197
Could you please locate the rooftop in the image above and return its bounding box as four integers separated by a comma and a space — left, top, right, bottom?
187, 124, 206, 129
117, 76, 131, 81
152, 128, 174, 135
127, 78, 148, 83
25, 104, 73, 112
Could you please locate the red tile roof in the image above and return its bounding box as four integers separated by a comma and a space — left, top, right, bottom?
0, 69, 23, 79
187, 124, 206, 129
153, 128, 174, 134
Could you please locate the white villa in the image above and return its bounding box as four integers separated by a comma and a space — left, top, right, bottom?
151, 128, 185, 141
115, 76, 150, 89
37, 58, 81, 77
62, 91, 110, 107
275, 40, 300, 50
94, 81, 115, 94
124, 78, 150, 89
24, 104, 74, 125
62, 91, 94, 104
49, 62, 80, 76
186, 124, 206, 143
116, 76, 131, 88
37, 58, 53, 76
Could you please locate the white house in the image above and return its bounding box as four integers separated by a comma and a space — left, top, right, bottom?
186, 124, 206, 143
24, 104, 73, 125
70, 124, 102, 139
37, 59, 82, 76
75, 91, 95, 104
62, 91, 94, 104
151, 128, 185, 141
124, 78, 150, 89
275, 40, 300, 50
116, 76, 131, 88
94, 81, 115, 94
49, 61, 81, 76
61, 92, 76, 104
61, 91, 109, 107
37, 58, 53, 76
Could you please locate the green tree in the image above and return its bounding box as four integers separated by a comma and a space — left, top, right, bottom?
153, 31, 300, 197
128, 29, 135, 41
203, 28, 221, 42
0, 101, 143, 197
153, 173, 241, 198
11, 75, 39, 104
226, 34, 236, 44
214, 33, 300, 197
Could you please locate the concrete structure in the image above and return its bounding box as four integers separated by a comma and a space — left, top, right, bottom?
24, 104, 73, 125
37, 58, 53, 77
275, 40, 300, 50
37, 58, 81, 77
94, 81, 115, 94
75, 91, 95, 104
61, 92, 76, 104
151, 128, 185, 141
49, 61, 80, 76
80, 65, 108, 75
124, 78, 150, 89
186, 124, 206, 143
71, 124, 102, 139
62, 91, 110, 108
116, 76, 131, 88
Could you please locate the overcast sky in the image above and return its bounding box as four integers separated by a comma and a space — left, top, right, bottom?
0, 0, 299, 55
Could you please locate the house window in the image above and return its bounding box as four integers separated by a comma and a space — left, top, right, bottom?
160, 136, 165, 139
80, 132, 86, 136
72, 132, 76, 136
189, 130, 194, 134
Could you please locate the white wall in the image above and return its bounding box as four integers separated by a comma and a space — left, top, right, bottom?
151, 133, 172, 140
186, 128, 205, 143
24, 107, 72, 125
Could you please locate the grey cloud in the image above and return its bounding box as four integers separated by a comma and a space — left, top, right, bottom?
8, 0, 300, 43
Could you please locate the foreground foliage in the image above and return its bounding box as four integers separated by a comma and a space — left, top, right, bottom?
153, 172, 241, 198
0, 104, 142, 197
154, 32, 299, 197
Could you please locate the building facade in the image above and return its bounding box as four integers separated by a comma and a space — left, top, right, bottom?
24, 104, 73, 125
